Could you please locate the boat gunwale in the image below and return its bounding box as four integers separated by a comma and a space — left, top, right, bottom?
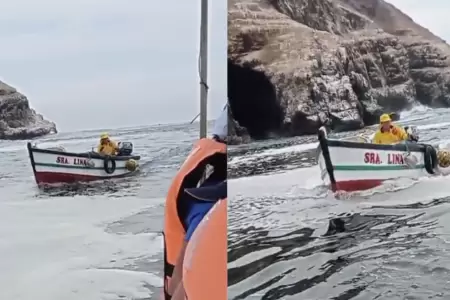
325, 139, 426, 153
27, 142, 141, 161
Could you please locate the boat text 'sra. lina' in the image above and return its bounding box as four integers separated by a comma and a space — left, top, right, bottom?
56, 156, 90, 166
363, 152, 406, 165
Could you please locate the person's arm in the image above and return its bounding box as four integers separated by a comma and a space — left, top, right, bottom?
399, 126, 408, 140
97, 144, 102, 153
392, 125, 408, 140
184, 201, 215, 241
372, 132, 381, 144
108, 141, 118, 155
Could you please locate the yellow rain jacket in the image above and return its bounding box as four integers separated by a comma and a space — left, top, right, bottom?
97, 140, 118, 155
372, 125, 408, 145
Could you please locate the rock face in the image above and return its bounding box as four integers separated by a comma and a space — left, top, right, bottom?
227, 100, 251, 144
228, 0, 450, 143
0, 81, 56, 139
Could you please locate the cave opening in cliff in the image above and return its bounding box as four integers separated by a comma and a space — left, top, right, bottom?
228, 59, 283, 139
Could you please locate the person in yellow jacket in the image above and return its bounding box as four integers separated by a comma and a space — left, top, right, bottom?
372, 113, 408, 144
97, 133, 119, 155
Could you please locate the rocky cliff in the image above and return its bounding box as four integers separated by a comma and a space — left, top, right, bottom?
228, 0, 450, 144
0, 81, 56, 139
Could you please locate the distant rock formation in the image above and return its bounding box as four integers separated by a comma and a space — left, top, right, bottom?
0, 81, 56, 139
227, 100, 251, 144
228, 0, 450, 144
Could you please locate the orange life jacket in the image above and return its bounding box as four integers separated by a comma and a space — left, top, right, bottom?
163, 138, 226, 299
183, 198, 227, 300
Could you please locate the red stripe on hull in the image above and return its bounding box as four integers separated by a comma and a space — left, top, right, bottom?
34, 171, 128, 184
332, 179, 384, 192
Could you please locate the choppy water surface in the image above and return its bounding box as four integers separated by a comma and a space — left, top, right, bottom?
228, 106, 450, 300
0, 122, 209, 300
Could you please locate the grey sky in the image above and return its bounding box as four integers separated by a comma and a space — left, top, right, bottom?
386, 0, 449, 40
0, 0, 226, 132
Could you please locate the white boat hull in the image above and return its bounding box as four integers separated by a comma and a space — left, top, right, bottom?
317, 127, 440, 192
27, 142, 141, 185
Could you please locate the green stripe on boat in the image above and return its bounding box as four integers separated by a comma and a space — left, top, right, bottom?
34, 163, 127, 170
334, 164, 425, 171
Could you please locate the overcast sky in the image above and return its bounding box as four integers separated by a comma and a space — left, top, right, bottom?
386, 0, 449, 39
0, 0, 226, 132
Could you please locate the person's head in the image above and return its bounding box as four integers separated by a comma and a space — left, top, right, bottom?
100, 133, 110, 144
379, 114, 391, 131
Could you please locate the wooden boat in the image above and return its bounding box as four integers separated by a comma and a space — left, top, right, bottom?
27, 141, 140, 185
316, 126, 444, 192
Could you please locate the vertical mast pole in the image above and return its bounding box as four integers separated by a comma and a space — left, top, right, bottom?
199, 0, 208, 138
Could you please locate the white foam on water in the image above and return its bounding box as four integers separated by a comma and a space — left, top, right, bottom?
438, 139, 450, 149
417, 122, 450, 131
400, 104, 431, 119
0, 139, 98, 154
229, 159, 450, 233
229, 142, 318, 164
353, 174, 450, 207
36, 138, 99, 150
229, 165, 322, 196
228, 166, 338, 229
229, 166, 337, 233
0, 145, 25, 153
0, 195, 163, 300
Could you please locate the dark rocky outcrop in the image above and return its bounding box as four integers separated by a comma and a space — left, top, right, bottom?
0, 81, 56, 139
228, 0, 450, 144
227, 97, 251, 145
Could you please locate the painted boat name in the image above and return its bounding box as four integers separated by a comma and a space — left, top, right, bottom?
56, 156, 90, 166
364, 152, 405, 165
